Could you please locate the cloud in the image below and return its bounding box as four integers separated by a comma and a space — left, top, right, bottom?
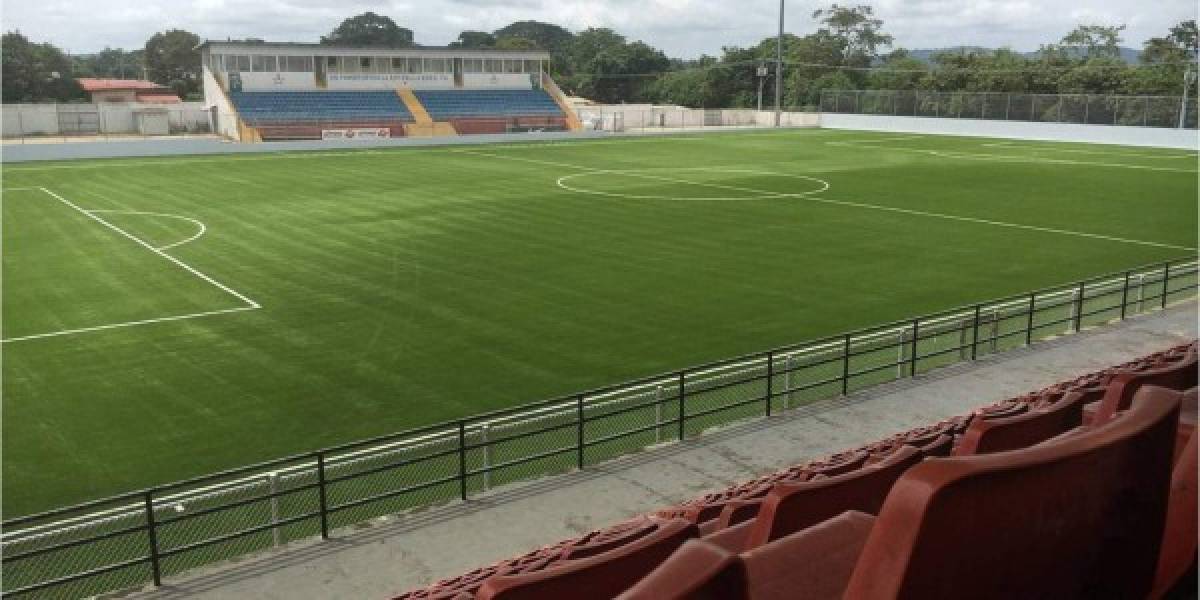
2, 0, 1195, 57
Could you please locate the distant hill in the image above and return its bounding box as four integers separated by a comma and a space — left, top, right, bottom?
902, 46, 1140, 64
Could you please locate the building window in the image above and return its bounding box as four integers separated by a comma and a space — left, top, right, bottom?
525, 60, 541, 74
341, 56, 359, 73
251, 55, 277, 72
407, 58, 423, 74
485, 59, 502, 73
463, 58, 483, 73
282, 56, 313, 72
392, 57, 405, 71
360, 57, 372, 70
227, 55, 251, 72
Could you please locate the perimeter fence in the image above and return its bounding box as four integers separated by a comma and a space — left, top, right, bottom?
3, 257, 1197, 599
820, 90, 1199, 129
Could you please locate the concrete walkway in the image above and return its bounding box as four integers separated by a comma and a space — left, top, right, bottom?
122, 301, 1197, 600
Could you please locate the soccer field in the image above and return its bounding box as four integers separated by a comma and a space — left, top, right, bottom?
3, 129, 1196, 516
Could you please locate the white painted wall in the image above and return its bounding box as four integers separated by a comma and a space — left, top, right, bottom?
820, 113, 1199, 150
2, 102, 211, 137
203, 67, 240, 140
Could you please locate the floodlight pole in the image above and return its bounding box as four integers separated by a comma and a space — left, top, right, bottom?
774, 0, 784, 126
1179, 65, 1195, 129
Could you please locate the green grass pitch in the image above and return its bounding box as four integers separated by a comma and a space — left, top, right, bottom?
3, 129, 1196, 517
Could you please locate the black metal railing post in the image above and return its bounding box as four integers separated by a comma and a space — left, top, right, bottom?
909, 319, 919, 376
1161, 262, 1171, 309
1073, 281, 1085, 332
1120, 271, 1131, 320
1025, 292, 1036, 346
316, 452, 329, 539
841, 334, 851, 395
144, 491, 162, 587
971, 305, 981, 360
765, 351, 774, 417
677, 372, 686, 441
457, 421, 467, 501
576, 395, 585, 469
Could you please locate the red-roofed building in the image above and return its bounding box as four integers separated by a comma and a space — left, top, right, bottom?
76, 79, 181, 104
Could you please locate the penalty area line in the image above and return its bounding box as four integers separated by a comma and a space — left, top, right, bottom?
2, 188, 262, 344
1, 307, 257, 343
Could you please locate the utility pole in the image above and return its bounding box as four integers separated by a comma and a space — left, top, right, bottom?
774, 0, 784, 126
1179, 64, 1195, 129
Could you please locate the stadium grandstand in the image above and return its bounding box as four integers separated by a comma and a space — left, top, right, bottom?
200, 41, 580, 141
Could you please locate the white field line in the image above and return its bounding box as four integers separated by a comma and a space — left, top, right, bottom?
556, 168, 829, 201
3, 187, 37, 191
463, 150, 1196, 252
826, 141, 1199, 174
1, 307, 258, 344
9, 262, 1193, 543
1, 188, 259, 344
980, 141, 1199, 160
84, 209, 207, 250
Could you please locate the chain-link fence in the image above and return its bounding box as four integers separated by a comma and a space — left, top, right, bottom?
2, 257, 1196, 599
820, 90, 1199, 129
1, 103, 216, 142
574, 107, 818, 133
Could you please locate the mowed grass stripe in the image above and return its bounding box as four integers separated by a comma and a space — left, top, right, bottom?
2, 130, 1195, 516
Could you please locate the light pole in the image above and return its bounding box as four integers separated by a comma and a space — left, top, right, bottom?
774, 0, 784, 126
757, 64, 769, 112
1179, 65, 1195, 129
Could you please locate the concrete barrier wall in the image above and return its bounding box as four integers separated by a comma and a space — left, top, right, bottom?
2, 102, 211, 137
820, 113, 1199, 150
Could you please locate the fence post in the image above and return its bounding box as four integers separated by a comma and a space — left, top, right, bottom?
1120, 271, 1131, 320
316, 452, 329, 539
841, 334, 851, 395
576, 395, 585, 469
959, 318, 970, 359
971, 305, 981, 360
677, 372, 686, 441
268, 472, 281, 547
765, 351, 774, 417
896, 329, 908, 377
990, 309, 1000, 353
1073, 282, 1086, 332
654, 386, 664, 443
144, 491, 162, 586
480, 423, 492, 491
1026, 292, 1036, 346
457, 422, 467, 501
785, 356, 796, 409
1137, 273, 1146, 312
1144, 97, 1150, 126
1161, 262, 1171, 309
1006, 94, 1012, 120
909, 319, 919, 376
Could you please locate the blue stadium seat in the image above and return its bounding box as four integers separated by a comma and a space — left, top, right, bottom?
230, 91, 414, 125
414, 89, 564, 120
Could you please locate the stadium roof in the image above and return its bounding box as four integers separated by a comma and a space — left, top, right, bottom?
198, 40, 551, 59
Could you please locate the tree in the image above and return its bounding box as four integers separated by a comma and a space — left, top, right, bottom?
321, 12, 413, 47
493, 21, 573, 53
812, 4, 893, 65
575, 41, 670, 103
449, 31, 495, 49
1060, 24, 1126, 60
74, 47, 144, 79
494, 36, 539, 50
144, 29, 201, 97
2, 31, 82, 102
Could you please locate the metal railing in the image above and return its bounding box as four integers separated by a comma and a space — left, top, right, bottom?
3, 257, 1196, 599
820, 90, 1199, 129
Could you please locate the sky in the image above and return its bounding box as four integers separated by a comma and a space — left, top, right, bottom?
2, 0, 1196, 58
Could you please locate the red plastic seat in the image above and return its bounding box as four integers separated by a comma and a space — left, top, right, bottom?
1089, 350, 1196, 425
842, 385, 1182, 599
953, 387, 1101, 455
742, 445, 922, 549
1151, 428, 1198, 599
617, 511, 877, 600
473, 518, 697, 600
